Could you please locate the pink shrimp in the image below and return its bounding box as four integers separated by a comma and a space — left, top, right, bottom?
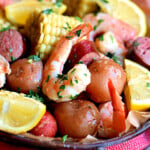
0, 54, 11, 88
83, 13, 137, 62
98, 79, 126, 138
42, 23, 93, 102
0, 0, 13, 10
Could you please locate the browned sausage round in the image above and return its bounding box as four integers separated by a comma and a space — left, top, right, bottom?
0, 29, 26, 62
7, 58, 43, 93
86, 59, 126, 103
130, 37, 150, 69
54, 100, 100, 138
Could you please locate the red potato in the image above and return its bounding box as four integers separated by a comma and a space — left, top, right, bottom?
7, 58, 43, 93
30, 111, 57, 137
54, 100, 100, 138
86, 59, 126, 103
0, 29, 26, 62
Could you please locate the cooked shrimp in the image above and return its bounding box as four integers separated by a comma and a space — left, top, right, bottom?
83, 13, 137, 61
95, 31, 127, 64
98, 79, 126, 138
42, 23, 93, 102
0, 54, 11, 88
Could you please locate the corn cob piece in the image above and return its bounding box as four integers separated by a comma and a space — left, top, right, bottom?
74, 0, 98, 18
25, 11, 82, 61
0, 10, 17, 31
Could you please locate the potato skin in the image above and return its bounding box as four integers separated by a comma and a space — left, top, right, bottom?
54, 100, 100, 138
7, 58, 43, 93
86, 59, 126, 103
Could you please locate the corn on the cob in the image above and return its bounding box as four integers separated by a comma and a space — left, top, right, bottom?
74, 0, 98, 18
25, 11, 82, 61
0, 10, 17, 31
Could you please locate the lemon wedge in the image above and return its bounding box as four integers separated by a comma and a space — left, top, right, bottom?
95, 0, 147, 36
0, 90, 46, 134
124, 59, 150, 111
5, 1, 67, 26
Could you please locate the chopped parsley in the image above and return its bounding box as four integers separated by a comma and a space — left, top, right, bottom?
38, 0, 43, 1
75, 79, 78, 84
60, 85, 65, 90
70, 79, 73, 86
88, 105, 92, 108
84, 73, 87, 76
11, 56, 16, 61
77, 61, 83, 64
69, 95, 75, 100
42, 9, 53, 14
63, 22, 71, 31
93, 25, 97, 31
98, 19, 104, 24
55, 0, 62, 7
57, 91, 63, 98
26, 90, 44, 103
133, 41, 139, 47
110, 34, 114, 43
99, 34, 104, 41
146, 82, 150, 87
62, 135, 68, 143
46, 75, 50, 83
71, 68, 76, 74
75, 29, 82, 37
66, 36, 73, 39
75, 16, 82, 22
28, 55, 41, 62
17, 87, 21, 92
9, 48, 13, 52
106, 52, 121, 65
100, 0, 109, 3
57, 74, 68, 81
74, 53, 77, 58
0, 27, 10, 32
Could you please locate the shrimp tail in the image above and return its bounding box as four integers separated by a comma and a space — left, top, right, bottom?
108, 79, 126, 133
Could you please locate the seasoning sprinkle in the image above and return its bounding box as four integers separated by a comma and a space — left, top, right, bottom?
99, 34, 104, 41
42, 9, 53, 14
76, 29, 82, 37
62, 135, 68, 143
60, 85, 65, 90
75, 16, 82, 22
46, 75, 50, 83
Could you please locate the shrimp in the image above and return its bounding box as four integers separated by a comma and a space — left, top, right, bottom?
42, 23, 93, 102
98, 79, 126, 138
83, 13, 137, 62
0, 54, 11, 88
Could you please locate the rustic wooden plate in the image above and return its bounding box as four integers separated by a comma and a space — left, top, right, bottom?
0, 120, 149, 149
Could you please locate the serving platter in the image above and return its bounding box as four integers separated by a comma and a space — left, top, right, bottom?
0, 120, 149, 149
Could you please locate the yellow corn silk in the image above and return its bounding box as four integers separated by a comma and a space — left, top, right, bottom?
25, 11, 82, 61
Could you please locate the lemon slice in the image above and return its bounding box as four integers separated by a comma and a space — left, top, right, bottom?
0, 90, 46, 134
95, 0, 147, 36
124, 59, 150, 111
5, 1, 67, 26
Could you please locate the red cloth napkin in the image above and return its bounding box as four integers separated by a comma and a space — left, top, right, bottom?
0, 128, 150, 150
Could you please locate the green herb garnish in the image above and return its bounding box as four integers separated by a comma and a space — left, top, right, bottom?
55, 0, 62, 7
146, 83, 150, 87
28, 55, 41, 62
0, 27, 10, 32
76, 29, 82, 37
57, 91, 63, 98
42, 9, 53, 14
75, 16, 82, 22
99, 34, 104, 41
46, 75, 50, 83
11, 56, 16, 61
62, 135, 68, 143
60, 85, 65, 90
100, 0, 109, 3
